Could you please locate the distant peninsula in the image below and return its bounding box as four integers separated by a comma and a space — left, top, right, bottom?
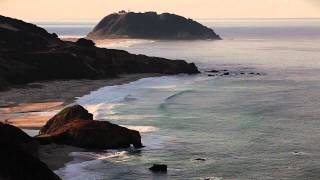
87, 11, 221, 40
0, 15, 200, 90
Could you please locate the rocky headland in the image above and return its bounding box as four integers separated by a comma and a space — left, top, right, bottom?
0, 14, 202, 179
87, 11, 221, 40
0, 15, 199, 91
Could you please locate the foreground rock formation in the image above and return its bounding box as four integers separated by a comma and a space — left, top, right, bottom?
0, 15, 199, 90
88, 11, 221, 40
0, 123, 61, 180
36, 105, 143, 149
0, 105, 144, 179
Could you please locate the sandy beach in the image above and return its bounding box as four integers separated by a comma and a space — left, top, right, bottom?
0, 74, 160, 170
0, 74, 160, 129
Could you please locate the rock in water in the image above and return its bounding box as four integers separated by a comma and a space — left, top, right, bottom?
149, 164, 168, 173
36, 105, 143, 149
194, 158, 206, 161
88, 11, 221, 40
0, 123, 61, 180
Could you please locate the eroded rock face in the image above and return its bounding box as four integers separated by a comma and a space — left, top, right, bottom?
36, 105, 143, 149
0, 123, 61, 180
88, 11, 221, 40
39, 105, 93, 135
36, 119, 143, 149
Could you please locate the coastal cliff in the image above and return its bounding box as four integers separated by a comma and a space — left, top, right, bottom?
87, 11, 221, 40
0, 15, 199, 90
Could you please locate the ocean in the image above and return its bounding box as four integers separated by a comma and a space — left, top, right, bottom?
37, 18, 320, 179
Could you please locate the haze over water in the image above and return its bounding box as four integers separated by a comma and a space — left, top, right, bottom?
40, 19, 320, 179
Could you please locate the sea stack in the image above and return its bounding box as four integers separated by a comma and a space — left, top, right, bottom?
88, 11, 221, 40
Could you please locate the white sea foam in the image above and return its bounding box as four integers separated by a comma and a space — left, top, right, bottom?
77, 75, 198, 105
97, 39, 155, 48
76, 75, 202, 121
55, 150, 131, 179
70, 150, 129, 161
55, 159, 104, 180
106, 114, 163, 120
121, 125, 159, 133
58, 35, 85, 40
77, 76, 180, 114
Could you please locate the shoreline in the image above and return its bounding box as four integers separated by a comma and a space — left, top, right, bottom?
0, 73, 162, 171
0, 73, 161, 130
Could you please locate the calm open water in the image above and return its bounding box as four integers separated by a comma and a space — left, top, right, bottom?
39, 19, 320, 179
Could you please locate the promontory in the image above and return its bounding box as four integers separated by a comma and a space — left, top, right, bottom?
87, 11, 221, 40
0, 15, 200, 90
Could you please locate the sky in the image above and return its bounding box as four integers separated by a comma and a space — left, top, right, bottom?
0, 0, 319, 21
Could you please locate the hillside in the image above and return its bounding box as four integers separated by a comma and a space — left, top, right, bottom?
0, 15, 199, 90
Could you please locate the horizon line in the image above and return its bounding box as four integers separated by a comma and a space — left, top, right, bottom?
28, 17, 320, 23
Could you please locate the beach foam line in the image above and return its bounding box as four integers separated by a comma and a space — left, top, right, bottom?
70, 150, 129, 160
55, 159, 104, 180
121, 125, 159, 133
96, 38, 155, 48
77, 75, 182, 105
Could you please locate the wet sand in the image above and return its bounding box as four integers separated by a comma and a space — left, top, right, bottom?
39, 144, 84, 171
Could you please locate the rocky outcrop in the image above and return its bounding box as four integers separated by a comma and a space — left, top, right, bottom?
0, 123, 61, 180
36, 105, 143, 149
206, 69, 263, 77
0, 15, 200, 90
39, 105, 93, 135
76, 38, 95, 47
88, 11, 221, 40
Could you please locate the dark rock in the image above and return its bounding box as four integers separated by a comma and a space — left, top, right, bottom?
39, 105, 93, 135
36, 105, 143, 149
208, 74, 216, 77
194, 158, 206, 161
149, 164, 167, 172
0, 122, 39, 158
0, 15, 200, 90
0, 142, 61, 180
206, 70, 219, 73
0, 123, 61, 180
222, 72, 230, 76
36, 120, 143, 149
88, 11, 221, 40
76, 38, 95, 47
51, 33, 58, 38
